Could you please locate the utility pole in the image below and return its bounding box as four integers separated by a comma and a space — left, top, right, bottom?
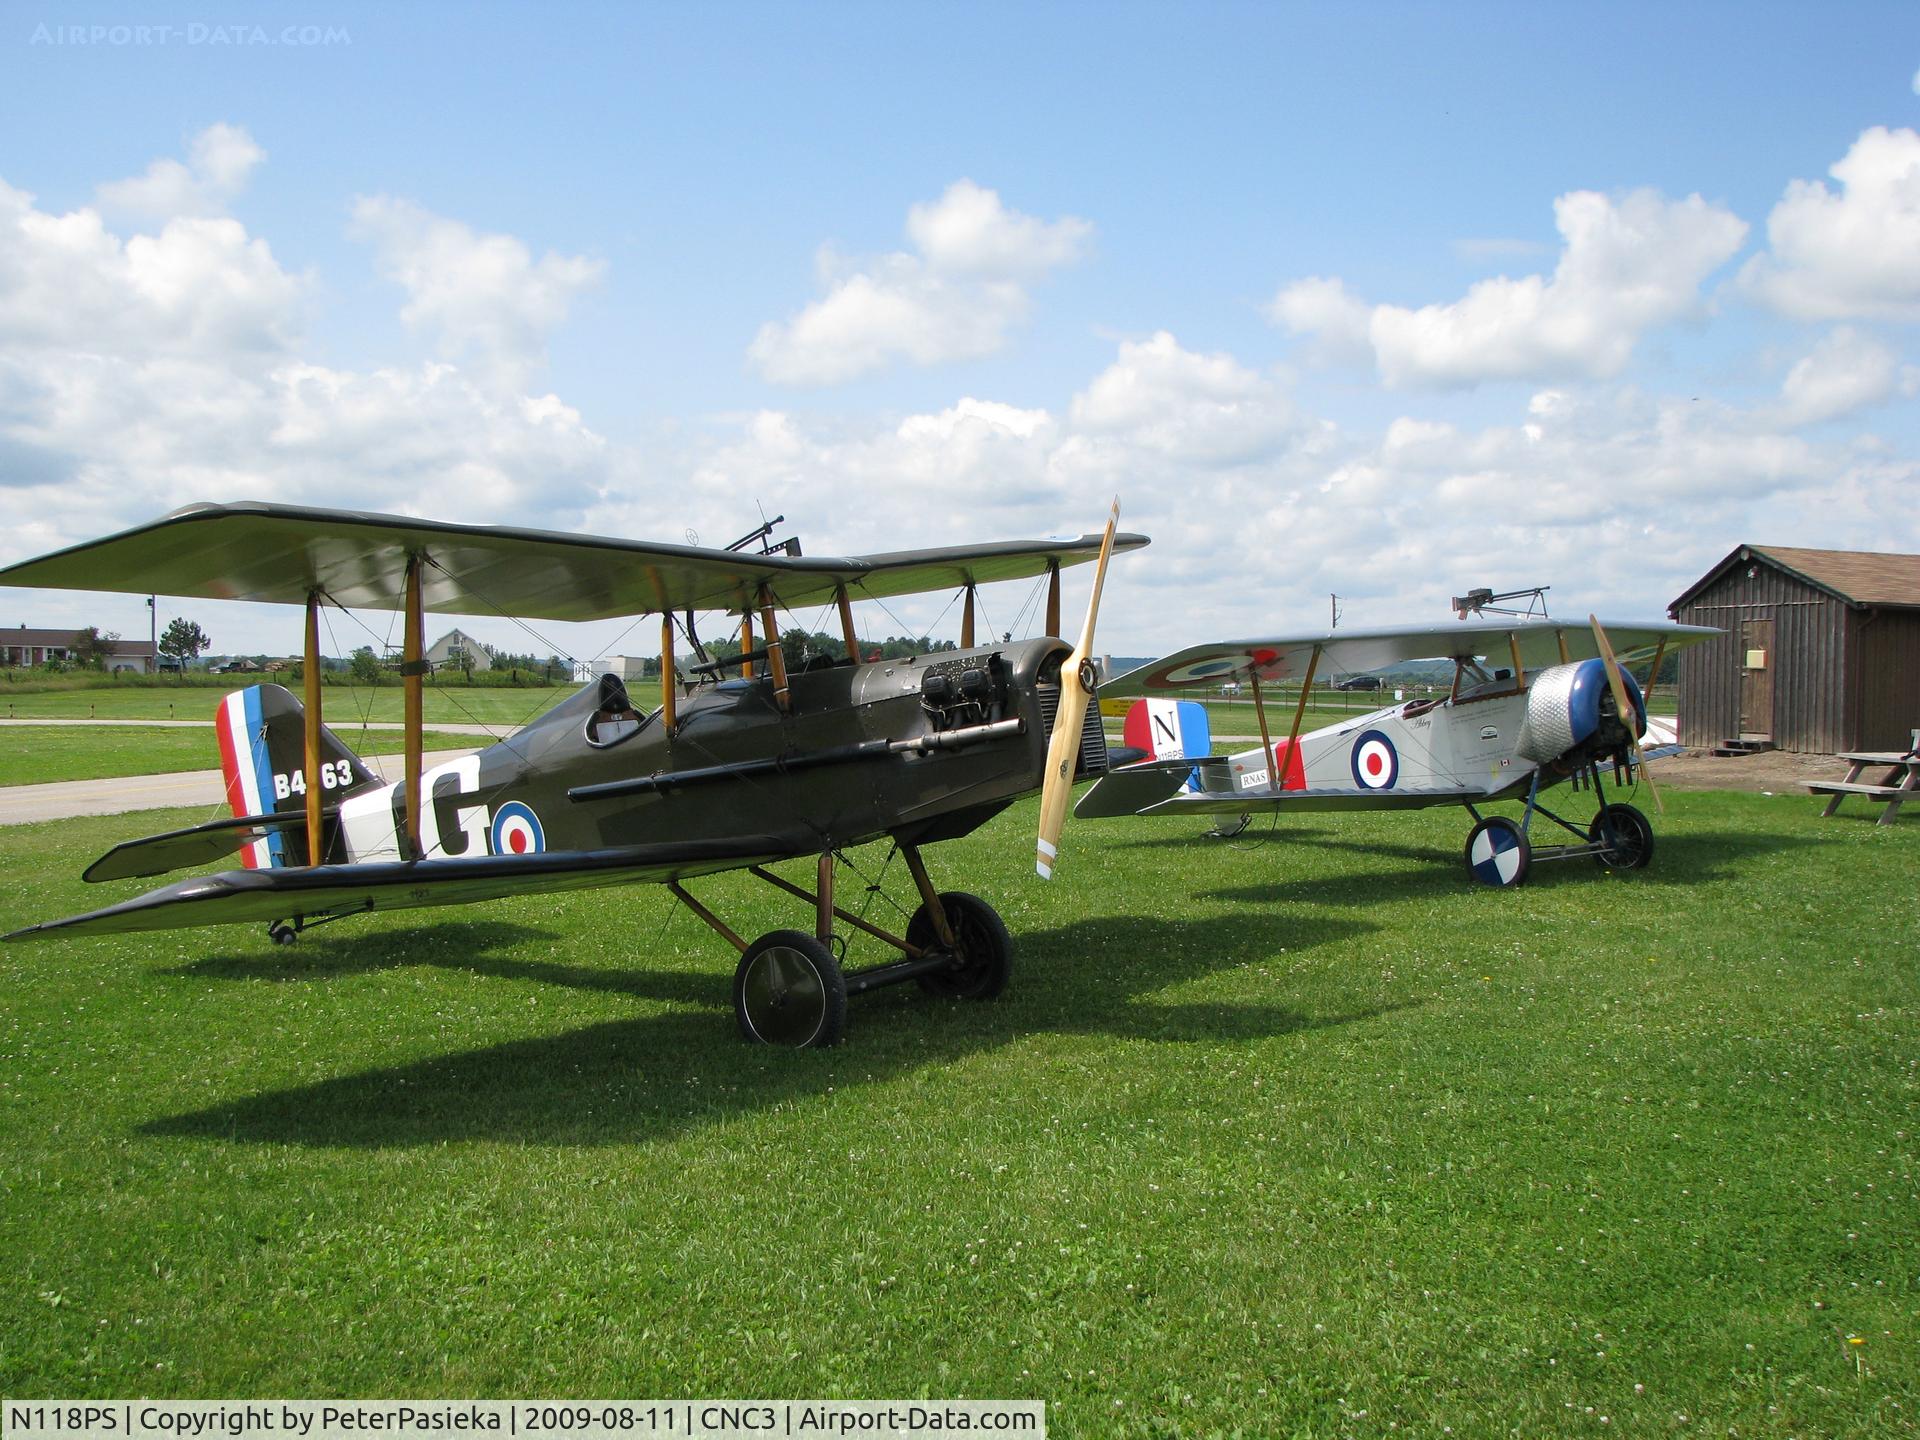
1330, 593, 1341, 629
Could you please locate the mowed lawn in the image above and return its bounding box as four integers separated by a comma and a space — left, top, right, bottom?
0, 684, 569, 729
0, 727, 488, 786
0, 791, 1913, 1435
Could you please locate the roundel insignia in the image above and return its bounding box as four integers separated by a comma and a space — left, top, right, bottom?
1159, 652, 1257, 685
1350, 730, 1399, 789
490, 801, 545, 856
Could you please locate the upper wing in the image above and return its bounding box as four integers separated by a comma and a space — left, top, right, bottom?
1106, 618, 1719, 695
0, 500, 1148, 621
5, 837, 790, 941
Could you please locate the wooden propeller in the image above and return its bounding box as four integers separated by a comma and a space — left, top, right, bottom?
1589, 613, 1664, 815
1036, 499, 1120, 879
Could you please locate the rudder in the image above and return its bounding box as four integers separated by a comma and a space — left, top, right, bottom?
214, 684, 380, 867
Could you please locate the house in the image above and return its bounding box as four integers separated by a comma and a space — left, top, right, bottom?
2, 626, 157, 674
1669, 544, 1920, 754
425, 627, 493, 673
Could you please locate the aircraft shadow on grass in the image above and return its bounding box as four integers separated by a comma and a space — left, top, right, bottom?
1200, 827, 1818, 909
140, 909, 1408, 1149
165, 921, 718, 1009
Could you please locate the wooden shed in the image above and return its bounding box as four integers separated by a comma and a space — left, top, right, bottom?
1669, 544, 1920, 754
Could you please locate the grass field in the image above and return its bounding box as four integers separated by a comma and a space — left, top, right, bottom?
0, 790, 1913, 1434
0, 727, 487, 786
0, 684, 569, 728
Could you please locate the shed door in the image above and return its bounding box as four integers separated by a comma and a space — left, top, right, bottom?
1739, 616, 1774, 738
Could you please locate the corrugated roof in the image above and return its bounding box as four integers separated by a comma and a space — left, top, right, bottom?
1749, 546, 1920, 607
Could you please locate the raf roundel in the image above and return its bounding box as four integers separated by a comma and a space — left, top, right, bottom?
1349, 730, 1399, 790
489, 801, 545, 856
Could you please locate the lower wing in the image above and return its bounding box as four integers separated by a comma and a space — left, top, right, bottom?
1076, 762, 1484, 819
5, 837, 788, 941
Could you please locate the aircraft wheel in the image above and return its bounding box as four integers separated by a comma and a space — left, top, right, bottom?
1589, 803, 1654, 871
1464, 816, 1531, 888
907, 892, 1013, 1001
268, 922, 298, 946
734, 931, 847, 1048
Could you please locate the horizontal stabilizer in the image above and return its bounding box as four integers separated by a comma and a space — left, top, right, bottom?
84, 811, 311, 884
8, 837, 788, 942
1072, 756, 1226, 819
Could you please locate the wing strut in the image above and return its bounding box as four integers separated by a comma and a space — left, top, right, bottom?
758, 584, 791, 712
836, 585, 859, 662
302, 592, 324, 866
961, 583, 977, 648
1641, 638, 1668, 694
659, 614, 678, 733
1281, 643, 1322, 769
1045, 561, 1061, 638
403, 554, 425, 859
1249, 671, 1276, 784
1508, 634, 1527, 688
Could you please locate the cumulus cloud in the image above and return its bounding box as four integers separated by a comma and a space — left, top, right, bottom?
749, 180, 1091, 385
1740, 126, 1920, 320
350, 196, 605, 390
96, 123, 265, 220
7, 144, 1920, 659
0, 173, 610, 584
1067, 331, 1311, 466
1271, 189, 1748, 388
1768, 326, 1919, 427
1263, 276, 1372, 364
0, 179, 301, 359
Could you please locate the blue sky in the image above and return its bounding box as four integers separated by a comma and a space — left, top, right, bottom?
3, 1, 1918, 660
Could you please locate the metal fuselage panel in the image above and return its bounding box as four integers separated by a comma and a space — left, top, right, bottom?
1216, 687, 1539, 802
333, 638, 1070, 865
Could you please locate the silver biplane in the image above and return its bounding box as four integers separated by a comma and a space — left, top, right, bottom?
1079, 616, 1717, 886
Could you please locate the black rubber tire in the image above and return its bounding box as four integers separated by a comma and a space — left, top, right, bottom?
268, 922, 297, 946
1589, 803, 1655, 871
906, 891, 1014, 1001
734, 930, 847, 1047
1463, 816, 1531, 888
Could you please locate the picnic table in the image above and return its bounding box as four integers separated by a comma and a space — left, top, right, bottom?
1805, 751, 1920, 825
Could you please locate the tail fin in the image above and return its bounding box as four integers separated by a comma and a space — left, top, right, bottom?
213, 684, 380, 867
1121, 698, 1212, 791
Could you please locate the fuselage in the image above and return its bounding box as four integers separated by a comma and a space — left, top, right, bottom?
1216, 682, 1540, 803
327, 637, 1091, 865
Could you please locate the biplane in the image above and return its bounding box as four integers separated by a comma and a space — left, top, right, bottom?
0, 500, 1144, 1047
1078, 616, 1717, 886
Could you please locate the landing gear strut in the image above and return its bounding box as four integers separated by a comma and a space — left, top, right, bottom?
674, 842, 1015, 1048
1461, 756, 1658, 887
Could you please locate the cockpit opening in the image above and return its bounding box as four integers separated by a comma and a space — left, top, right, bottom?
586, 673, 648, 748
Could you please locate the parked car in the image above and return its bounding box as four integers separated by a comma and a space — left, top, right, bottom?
1333, 675, 1383, 691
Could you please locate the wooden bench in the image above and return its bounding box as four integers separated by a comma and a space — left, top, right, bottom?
1806, 752, 1918, 826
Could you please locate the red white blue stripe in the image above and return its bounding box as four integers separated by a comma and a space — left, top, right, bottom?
214, 688, 284, 868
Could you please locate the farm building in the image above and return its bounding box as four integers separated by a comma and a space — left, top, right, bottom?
1669, 544, 1920, 754
425, 627, 492, 673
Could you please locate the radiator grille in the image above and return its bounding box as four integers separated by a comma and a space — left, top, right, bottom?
1038, 684, 1110, 777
